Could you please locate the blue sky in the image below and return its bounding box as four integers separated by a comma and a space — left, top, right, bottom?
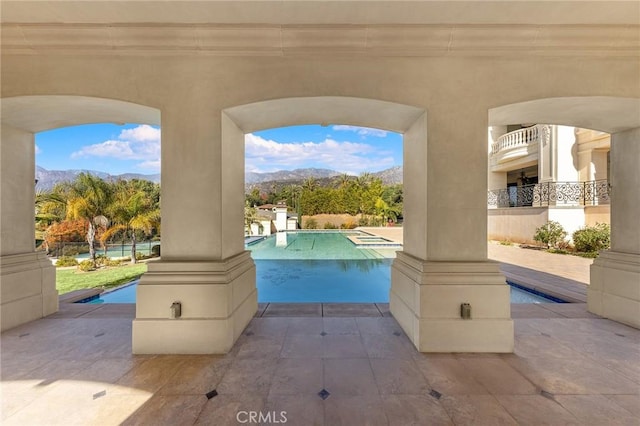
35, 123, 402, 176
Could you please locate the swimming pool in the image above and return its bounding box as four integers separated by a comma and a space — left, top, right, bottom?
82, 231, 563, 304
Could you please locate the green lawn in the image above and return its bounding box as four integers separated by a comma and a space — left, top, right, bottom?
56, 263, 147, 295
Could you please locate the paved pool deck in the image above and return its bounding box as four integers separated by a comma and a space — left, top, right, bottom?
361, 227, 592, 303
2, 233, 638, 425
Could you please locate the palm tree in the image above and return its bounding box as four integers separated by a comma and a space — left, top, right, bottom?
35, 188, 67, 250
302, 177, 317, 191
102, 183, 160, 264
65, 173, 112, 265
335, 173, 352, 189
356, 172, 373, 189
374, 198, 401, 225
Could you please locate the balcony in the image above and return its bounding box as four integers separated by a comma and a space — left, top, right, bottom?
488, 180, 610, 208
490, 125, 549, 171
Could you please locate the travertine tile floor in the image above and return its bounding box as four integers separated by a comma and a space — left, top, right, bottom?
2, 302, 639, 425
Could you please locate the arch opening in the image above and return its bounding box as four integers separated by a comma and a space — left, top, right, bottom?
0, 95, 161, 330
243, 122, 404, 303
487, 96, 640, 328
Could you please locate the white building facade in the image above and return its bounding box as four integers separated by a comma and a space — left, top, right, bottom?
488, 125, 611, 244
1, 1, 639, 354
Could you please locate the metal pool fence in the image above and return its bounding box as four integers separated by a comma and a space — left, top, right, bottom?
47, 240, 160, 259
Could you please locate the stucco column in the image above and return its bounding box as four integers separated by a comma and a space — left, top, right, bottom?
0, 124, 57, 331
132, 107, 256, 354
589, 127, 640, 328
391, 108, 513, 352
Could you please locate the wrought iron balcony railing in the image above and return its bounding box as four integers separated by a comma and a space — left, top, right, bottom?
488, 180, 610, 208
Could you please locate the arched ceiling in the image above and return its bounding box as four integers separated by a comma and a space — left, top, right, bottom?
1, 96, 160, 133
224, 97, 424, 134
489, 97, 640, 134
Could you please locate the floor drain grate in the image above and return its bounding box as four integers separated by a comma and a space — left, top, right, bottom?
320, 331, 328, 336
393, 331, 401, 336
206, 389, 218, 399
318, 389, 330, 400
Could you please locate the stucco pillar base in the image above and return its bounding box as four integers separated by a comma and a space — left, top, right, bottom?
0, 252, 57, 331
588, 251, 640, 329
132, 251, 257, 354
390, 252, 514, 352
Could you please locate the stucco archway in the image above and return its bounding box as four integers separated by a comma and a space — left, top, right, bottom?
223, 96, 426, 253
489, 96, 640, 328
0, 95, 160, 331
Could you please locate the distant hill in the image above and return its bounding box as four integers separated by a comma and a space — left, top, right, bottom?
245, 168, 341, 184
371, 165, 403, 186
245, 166, 403, 194
35, 166, 160, 191
35, 165, 402, 192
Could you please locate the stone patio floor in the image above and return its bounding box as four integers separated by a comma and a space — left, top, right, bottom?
1, 242, 639, 425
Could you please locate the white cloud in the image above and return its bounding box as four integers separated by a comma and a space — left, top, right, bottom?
332, 125, 388, 138
245, 133, 394, 174
119, 124, 161, 142
35, 145, 41, 155
71, 124, 161, 172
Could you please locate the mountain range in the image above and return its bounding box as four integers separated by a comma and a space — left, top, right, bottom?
35, 165, 403, 191
35, 166, 161, 191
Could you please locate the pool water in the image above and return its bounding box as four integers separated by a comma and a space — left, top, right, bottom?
83, 231, 562, 304
86, 278, 558, 304
255, 259, 392, 302
248, 231, 386, 260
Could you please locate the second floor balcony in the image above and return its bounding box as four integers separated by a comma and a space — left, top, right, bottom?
488, 180, 610, 208
490, 125, 550, 171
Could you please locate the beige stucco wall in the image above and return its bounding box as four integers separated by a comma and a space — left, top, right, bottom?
2, 26, 639, 349
4, 54, 634, 261
585, 205, 611, 227
488, 207, 549, 245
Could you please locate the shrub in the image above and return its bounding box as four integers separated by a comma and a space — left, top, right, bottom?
95, 254, 109, 267
78, 259, 95, 272
573, 223, 610, 253
106, 258, 123, 267
324, 222, 337, 229
56, 256, 78, 267
341, 220, 358, 229
305, 218, 318, 229
533, 221, 567, 249
358, 216, 371, 227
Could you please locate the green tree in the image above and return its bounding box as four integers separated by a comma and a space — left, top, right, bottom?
374, 198, 401, 224
64, 173, 113, 265
244, 201, 259, 235
102, 180, 160, 264
335, 173, 352, 189
302, 177, 317, 191
35, 188, 67, 245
